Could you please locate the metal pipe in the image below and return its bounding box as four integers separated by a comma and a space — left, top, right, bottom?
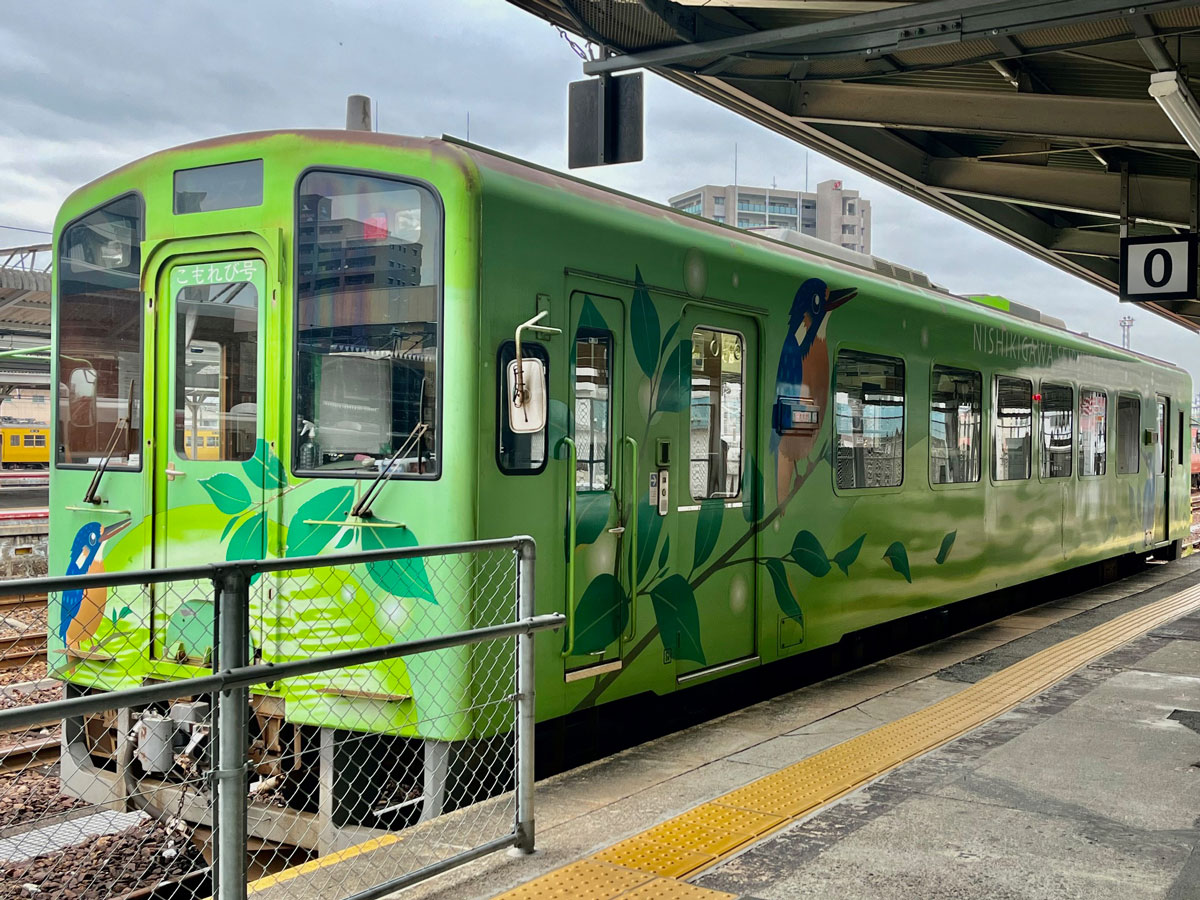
215, 569, 249, 900
0, 613, 565, 732
0, 535, 531, 599
515, 539, 537, 852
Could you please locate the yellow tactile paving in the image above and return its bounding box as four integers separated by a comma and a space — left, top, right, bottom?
245, 833, 401, 894
498, 581, 1200, 899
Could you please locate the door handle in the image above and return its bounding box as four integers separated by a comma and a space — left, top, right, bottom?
623, 435, 638, 643
165, 465, 186, 480
607, 526, 626, 535
559, 436, 578, 658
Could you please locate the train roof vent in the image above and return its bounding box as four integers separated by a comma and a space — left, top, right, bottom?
964, 294, 1067, 330
909, 271, 931, 289
872, 261, 895, 278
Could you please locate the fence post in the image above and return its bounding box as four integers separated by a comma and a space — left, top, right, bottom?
215, 567, 250, 900
515, 539, 537, 853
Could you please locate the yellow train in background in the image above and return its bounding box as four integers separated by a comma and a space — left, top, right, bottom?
1, 424, 49, 468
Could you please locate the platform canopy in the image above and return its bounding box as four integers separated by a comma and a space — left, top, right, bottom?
508, 0, 1200, 329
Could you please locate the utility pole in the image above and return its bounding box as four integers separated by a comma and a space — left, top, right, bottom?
1119, 315, 1135, 349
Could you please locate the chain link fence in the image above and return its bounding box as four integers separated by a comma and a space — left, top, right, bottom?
0, 536, 557, 900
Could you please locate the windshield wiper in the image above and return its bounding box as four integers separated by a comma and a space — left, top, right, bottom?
82, 379, 135, 505
350, 422, 429, 518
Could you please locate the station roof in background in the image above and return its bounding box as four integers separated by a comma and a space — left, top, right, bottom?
0, 245, 50, 338
507, 0, 1200, 330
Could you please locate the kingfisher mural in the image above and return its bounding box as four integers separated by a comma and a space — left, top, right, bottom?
59, 518, 131, 651
771, 277, 856, 505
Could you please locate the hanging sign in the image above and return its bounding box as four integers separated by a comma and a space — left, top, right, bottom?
1119, 234, 1197, 302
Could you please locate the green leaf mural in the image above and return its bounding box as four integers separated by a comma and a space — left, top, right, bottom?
693, 498, 724, 570
658, 535, 670, 572
578, 295, 608, 332
935, 531, 957, 565
363, 525, 437, 604
242, 439, 285, 490
227, 511, 266, 562
199, 473, 252, 515
764, 557, 802, 619
576, 492, 613, 546
659, 320, 680, 360
832, 534, 867, 576
655, 340, 689, 413
649, 574, 706, 665
286, 485, 355, 558
742, 455, 764, 524
568, 573, 627, 654
637, 491, 662, 583
334, 529, 355, 550
220, 515, 240, 542
791, 530, 831, 577
630, 267, 661, 379
883, 541, 912, 583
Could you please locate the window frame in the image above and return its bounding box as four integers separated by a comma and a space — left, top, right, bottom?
688, 325, 746, 501
1038, 380, 1074, 481
290, 166, 445, 482
1077, 386, 1109, 478
495, 340, 549, 477
573, 327, 614, 493
928, 361, 983, 490
991, 374, 1034, 483
830, 345, 906, 496
1115, 392, 1142, 476
53, 191, 145, 472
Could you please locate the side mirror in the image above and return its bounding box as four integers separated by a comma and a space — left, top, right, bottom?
507, 357, 547, 434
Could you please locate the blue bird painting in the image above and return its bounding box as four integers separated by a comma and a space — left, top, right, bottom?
60, 518, 131, 651
771, 277, 856, 505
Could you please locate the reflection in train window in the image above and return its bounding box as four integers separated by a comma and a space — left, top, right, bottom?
1040, 383, 1073, 478
993, 376, 1032, 481
575, 334, 611, 491
690, 328, 744, 499
929, 365, 981, 484
1117, 394, 1141, 475
834, 351, 905, 489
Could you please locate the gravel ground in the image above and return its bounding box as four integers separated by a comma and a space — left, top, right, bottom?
0, 677, 60, 753
0, 817, 208, 899
0, 606, 45, 641
0, 770, 87, 832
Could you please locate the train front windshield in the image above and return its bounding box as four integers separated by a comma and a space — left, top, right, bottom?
294, 171, 441, 478
55, 194, 143, 469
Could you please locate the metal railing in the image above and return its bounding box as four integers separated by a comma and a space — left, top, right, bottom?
0, 536, 559, 900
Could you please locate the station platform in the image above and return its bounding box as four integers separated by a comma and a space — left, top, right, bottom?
261, 555, 1200, 900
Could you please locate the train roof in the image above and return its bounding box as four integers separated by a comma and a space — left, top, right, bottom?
61, 129, 1186, 376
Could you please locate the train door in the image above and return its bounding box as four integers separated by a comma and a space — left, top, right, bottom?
1156, 395, 1170, 543
674, 311, 758, 679
562, 291, 629, 675
151, 258, 268, 665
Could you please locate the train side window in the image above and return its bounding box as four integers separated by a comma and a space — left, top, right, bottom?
834, 350, 905, 489
929, 365, 981, 484
8, 436, 16, 447
1116, 394, 1141, 474
575, 333, 611, 491
1040, 383, 1072, 478
1079, 389, 1107, 476
497, 341, 548, 475
690, 328, 744, 499
1179, 410, 1185, 463
993, 376, 1032, 481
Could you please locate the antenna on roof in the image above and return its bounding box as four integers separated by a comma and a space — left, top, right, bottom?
346, 94, 372, 131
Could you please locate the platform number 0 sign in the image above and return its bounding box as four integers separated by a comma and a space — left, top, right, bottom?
1120, 234, 1198, 303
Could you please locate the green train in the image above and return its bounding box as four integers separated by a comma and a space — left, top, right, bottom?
50, 130, 1191, 843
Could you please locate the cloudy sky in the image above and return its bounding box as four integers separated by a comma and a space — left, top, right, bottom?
2, 0, 1198, 383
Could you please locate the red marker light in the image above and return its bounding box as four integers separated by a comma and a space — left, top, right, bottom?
1033, 393, 1042, 402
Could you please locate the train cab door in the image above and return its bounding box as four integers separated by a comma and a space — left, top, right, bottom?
1156, 395, 1170, 544
562, 291, 629, 676
672, 312, 758, 680
151, 257, 268, 666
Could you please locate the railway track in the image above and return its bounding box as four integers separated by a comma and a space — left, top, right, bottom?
0, 735, 58, 774
0, 631, 46, 669
0, 593, 46, 612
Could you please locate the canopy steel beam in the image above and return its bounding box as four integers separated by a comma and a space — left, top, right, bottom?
927, 157, 1192, 225
582, 0, 1198, 75
788, 81, 1187, 149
